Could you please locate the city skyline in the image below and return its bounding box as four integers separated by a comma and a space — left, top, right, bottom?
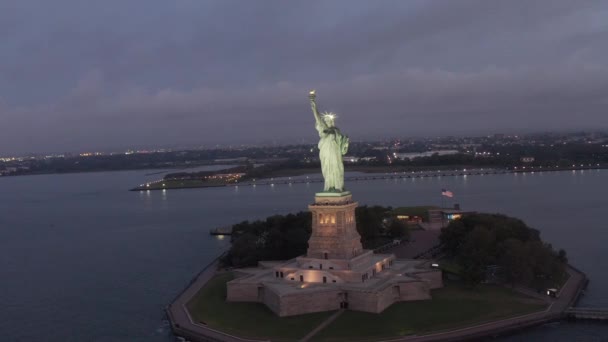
2, 0, 608, 154
1, 129, 606, 158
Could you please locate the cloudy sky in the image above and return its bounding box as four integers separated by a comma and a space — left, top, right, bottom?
1, 0, 608, 154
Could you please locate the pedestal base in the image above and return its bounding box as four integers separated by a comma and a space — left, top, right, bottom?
315, 191, 351, 197
226, 257, 443, 317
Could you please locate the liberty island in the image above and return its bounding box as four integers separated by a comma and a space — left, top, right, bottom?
164, 92, 590, 341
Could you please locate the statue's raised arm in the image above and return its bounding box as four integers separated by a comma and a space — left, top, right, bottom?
309, 90, 327, 132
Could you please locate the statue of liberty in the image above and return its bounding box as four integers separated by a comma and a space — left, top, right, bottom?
309, 90, 349, 192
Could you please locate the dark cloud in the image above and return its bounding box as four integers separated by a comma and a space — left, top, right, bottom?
1, 0, 608, 154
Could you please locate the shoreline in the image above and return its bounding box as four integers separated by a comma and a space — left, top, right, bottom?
166, 252, 589, 342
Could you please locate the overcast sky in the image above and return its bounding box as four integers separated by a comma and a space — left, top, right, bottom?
1, 0, 608, 154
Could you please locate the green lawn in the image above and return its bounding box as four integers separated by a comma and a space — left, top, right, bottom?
312, 283, 547, 341
187, 274, 546, 342
186, 272, 334, 341
437, 259, 463, 275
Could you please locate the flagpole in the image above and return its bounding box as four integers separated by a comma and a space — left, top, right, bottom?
441, 189, 445, 228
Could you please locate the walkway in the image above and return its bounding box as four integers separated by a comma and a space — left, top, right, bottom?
392, 230, 441, 259
299, 310, 345, 342
566, 307, 608, 320
166, 258, 267, 342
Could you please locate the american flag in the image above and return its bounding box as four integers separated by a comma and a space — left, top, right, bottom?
441, 189, 454, 198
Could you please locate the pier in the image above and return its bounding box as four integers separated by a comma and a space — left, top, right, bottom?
566, 307, 608, 320
209, 226, 232, 236
240, 165, 605, 187
133, 165, 606, 191
243, 169, 506, 187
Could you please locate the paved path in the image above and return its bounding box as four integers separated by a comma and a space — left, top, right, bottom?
392, 230, 441, 259
166, 258, 267, 342
299, 310, 345, 342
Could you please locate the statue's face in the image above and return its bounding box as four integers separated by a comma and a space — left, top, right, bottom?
323, 116, 335, 127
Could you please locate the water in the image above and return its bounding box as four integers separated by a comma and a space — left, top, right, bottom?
1, 169, 607, 341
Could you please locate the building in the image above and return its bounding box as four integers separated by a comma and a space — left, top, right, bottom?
342, 156, 360, 163
226, 192, 442, 316
521, 156, 535, 163
393, 150, 460, 160
427, 206, 475, 228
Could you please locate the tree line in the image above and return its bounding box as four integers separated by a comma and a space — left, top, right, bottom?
440, 213, 567, 289
222, 206, 408, 267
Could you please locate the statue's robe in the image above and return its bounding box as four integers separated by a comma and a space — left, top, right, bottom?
317, 125, 348, 192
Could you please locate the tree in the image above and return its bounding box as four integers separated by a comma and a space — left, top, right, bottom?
355, 205, 390, 241
387, 219, 409, 239
440, 213, 567, 287
499, 239, 531, 286
458, 226, 495, 286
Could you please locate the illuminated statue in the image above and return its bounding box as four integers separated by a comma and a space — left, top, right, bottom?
309, 90, 349, 192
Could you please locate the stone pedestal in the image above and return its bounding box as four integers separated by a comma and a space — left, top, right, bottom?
226, 191, 443, 317
306, 192, 363, 260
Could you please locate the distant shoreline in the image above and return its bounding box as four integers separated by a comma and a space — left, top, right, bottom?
130, 164, 607, 191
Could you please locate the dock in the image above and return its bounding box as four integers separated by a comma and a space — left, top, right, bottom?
209, 226, 232, 236
566, 307, 608, 320
133, 164, 607, 191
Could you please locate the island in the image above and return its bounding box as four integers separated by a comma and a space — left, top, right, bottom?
168, 207, 588, 341
165, 91, 590, 341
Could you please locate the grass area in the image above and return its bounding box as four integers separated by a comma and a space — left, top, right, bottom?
186, 272, 334, 341
437, 259, 463, 275
186, 274, 547, 342
313, 282, 547, 342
